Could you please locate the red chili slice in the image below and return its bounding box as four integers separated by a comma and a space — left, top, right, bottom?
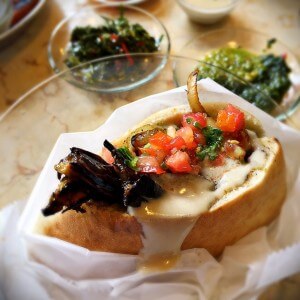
120, 42, 134, 66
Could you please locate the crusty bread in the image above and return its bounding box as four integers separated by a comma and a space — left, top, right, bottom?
42, 103, 286, 257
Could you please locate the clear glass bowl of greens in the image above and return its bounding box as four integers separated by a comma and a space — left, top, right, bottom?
178, 28, 300, 120
48, 4, 170, 92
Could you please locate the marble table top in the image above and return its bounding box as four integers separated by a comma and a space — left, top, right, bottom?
0, 0, 299, 299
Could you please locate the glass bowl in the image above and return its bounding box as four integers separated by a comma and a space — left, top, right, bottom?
179, 28, 300, 120
48, 4, 170, 92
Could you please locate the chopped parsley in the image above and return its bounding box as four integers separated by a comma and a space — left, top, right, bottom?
266, 38, 277, 50
186, 118, 202, 129
196, 126, 223, 161
186, 118, 192, 124
116, 147, 138, 169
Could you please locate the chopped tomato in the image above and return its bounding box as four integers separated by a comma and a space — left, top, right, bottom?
224, 141, 236, 157
224, 141, 246, 161
166, 151, 192, 173
225, 130, 251, 151
176, 126, 197, 149
166, 136, 186, 151
182, 112, 207, 130
149, 131, 172, 150
190, 163, 201, 175
101, 147, 114, 164
139, 147, 167, 164
193, 131, 206, 145
210, 154, 225, 167
216, 104, 245, 132
136, 41, 145, 47
110, 33, 119, 42
137, 156, 165, 174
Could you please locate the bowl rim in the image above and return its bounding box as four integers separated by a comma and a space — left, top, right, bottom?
181, 27, 300, 69
47, 3, 171, 74
95, 0, 148, 4
179, 27, 300, 119
176, 0, 240, 12
0, 0, 46, 43
58, 52, 170, 93
1, 54, 288, 122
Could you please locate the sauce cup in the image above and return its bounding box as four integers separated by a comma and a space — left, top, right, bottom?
176, 0, 240, 24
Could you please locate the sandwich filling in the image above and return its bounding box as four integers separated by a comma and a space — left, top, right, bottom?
110, 107, 272, 269
127, 134, 272, 270
41, 70, 283, 271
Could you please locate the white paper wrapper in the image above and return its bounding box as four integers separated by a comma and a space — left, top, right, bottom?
1, 79, 300, 300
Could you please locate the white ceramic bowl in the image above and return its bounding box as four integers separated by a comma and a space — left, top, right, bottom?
96, 0, 147, 4
176, 0, 240, 24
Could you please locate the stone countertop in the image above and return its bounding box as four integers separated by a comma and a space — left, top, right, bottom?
0, 0, 299, 299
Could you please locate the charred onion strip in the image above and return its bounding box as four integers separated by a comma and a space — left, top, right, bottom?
187, 70, 207, 114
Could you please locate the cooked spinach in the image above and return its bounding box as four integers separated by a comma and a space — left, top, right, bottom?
65, 11, 161, 68
197, 46, 291, 113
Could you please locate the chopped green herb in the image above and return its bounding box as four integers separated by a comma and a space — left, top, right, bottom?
266, 38, 277, 50
65, 12, 161, 68
186, 118, 192, 124
196, 126, 223, 161
116, 147, 138, 169
194, 121, 201, 129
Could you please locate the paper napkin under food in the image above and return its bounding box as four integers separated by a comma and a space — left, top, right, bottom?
1, 79, 300, 300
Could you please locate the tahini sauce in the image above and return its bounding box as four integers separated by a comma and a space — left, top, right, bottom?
185, 0, 233, 10
129, 134, 268, 271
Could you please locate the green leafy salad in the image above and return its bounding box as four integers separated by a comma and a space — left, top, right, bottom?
198, 41, 292, 113
65, 11, 162, 68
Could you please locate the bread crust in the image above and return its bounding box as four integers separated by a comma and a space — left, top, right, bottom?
42, 103, 286, 256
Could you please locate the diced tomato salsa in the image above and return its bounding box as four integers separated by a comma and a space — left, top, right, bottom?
182, 112, 207, 130
107, 105, 248, 175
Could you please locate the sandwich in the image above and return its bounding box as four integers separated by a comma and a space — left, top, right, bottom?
40, 70, 286, 267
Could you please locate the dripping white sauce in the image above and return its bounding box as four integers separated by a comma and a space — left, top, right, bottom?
128, 133, 268, 271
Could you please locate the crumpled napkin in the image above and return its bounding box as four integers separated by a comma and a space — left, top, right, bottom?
1, 79, 300, 300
